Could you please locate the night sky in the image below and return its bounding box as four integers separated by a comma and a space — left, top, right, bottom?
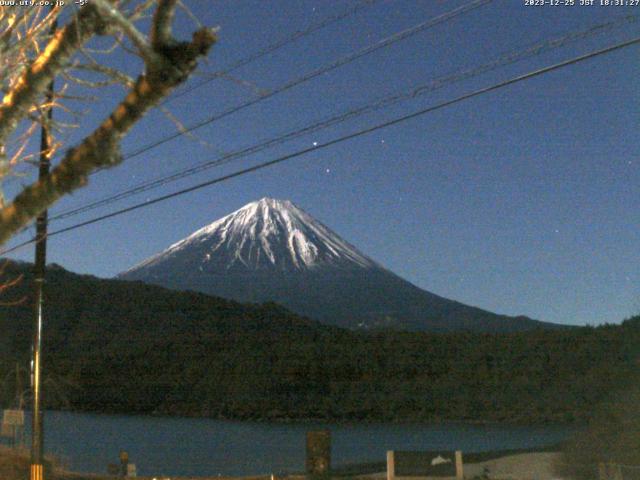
3, 0, 639, 326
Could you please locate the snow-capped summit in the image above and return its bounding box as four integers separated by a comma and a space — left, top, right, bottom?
120, 198, 555, 333
122, 198, 376, 276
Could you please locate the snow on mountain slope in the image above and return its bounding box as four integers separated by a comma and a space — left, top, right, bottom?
122, 198, 377, 276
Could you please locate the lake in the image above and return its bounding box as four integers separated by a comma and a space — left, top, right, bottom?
12, 411, 573, 477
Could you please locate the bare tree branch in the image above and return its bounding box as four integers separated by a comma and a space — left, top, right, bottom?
0, 14, 216, 244
152, 0, 178, 49
92, 0, 159, 65
0, 6, 60, 62
129, 0, 158, 22
0, 1, 217, 245
70, 62, 135, 88
0, 6, 105, 146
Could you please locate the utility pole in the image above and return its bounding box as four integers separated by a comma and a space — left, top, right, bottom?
16, 362, 24, 447
15, 362, 21, 407
31, 10, 56, 480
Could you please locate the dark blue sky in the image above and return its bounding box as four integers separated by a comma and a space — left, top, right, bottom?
4, 0, 640, 326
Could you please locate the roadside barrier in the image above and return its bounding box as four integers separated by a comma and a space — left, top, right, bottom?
599, 463, 640, 480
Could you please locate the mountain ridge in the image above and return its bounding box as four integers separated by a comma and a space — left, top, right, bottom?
121, 198, 378, 275
120, 198, 560, 333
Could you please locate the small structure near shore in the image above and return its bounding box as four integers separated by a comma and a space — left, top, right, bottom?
386, 450, 464, 480
306, 430, 331, 478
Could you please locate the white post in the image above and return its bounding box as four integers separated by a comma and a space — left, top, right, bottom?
387, 450, 395, 480
455, 450, 464, 480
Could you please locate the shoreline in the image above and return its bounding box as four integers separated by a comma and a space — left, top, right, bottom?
2, 446, 566, 480
37, 406, 585, 428
1, 414, 573, 479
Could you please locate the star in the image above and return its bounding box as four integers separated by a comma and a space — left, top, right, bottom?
312, 141, 318, 147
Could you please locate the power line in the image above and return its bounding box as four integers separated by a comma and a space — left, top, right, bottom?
60, 0, 494, 213
4, 0, 487, 240
3, 35, 638, 257
1, 0, 380, 182
166, 0, 382, 104
95, 0, 493, 171
3, 0, 485, 234
48, 14, 638, 222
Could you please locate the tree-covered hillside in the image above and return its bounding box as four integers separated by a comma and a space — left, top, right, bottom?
0, 260, 638, 424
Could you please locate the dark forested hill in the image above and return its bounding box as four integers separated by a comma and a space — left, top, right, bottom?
0, 260, 638, 424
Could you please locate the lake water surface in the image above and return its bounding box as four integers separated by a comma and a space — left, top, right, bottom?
15, 411, 573, 477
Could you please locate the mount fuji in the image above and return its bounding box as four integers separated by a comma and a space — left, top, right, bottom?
119, 198, 556, 332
